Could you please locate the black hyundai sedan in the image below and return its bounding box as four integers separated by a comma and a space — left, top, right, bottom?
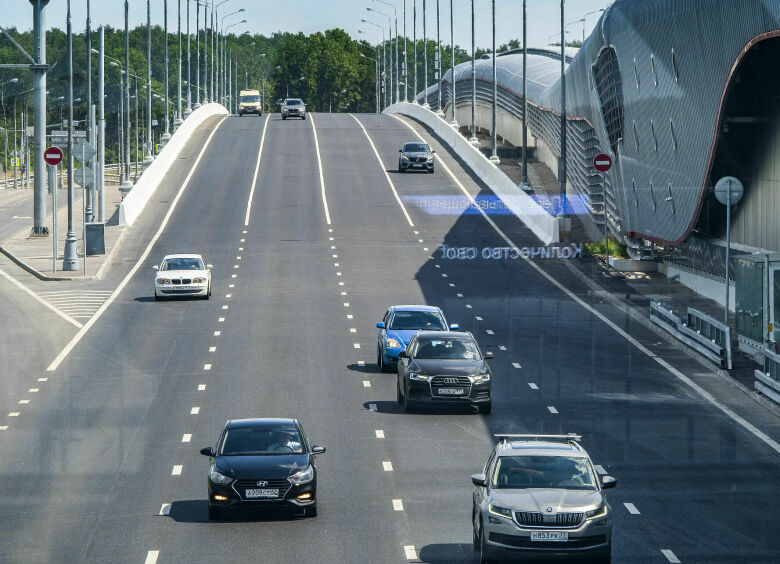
397, 331, 493, 414
200, 418, 326, 520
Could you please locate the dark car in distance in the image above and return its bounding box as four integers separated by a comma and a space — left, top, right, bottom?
200, 418, 326, 519
397, 331, 493, 414
398, 142, 435, 173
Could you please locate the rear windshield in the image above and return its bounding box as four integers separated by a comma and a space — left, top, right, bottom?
241, 95, 260, 103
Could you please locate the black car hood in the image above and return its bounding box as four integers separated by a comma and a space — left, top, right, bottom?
410, 358, 489, 376
217, 454, 309, 479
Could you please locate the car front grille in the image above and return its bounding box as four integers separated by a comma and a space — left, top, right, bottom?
430, 375, 471, 396
171, 279, 192, 285
489, 532, 606, 549
412, 157, 428, 163
233, 478, 292, 501
515, 511, 584, 528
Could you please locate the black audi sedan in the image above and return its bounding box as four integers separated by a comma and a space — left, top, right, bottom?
398, 142, 435, 173
397, 331, 493, 414
200, 418, 326, 520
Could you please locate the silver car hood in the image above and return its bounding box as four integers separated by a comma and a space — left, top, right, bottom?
489, 488, 603, 512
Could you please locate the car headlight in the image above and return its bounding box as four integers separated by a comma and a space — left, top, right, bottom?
400, 155, 409, 161
470, 373, 490, 382
488, 504, 513, 519
192, 277, 206, 284
586, 504, 607, 519
386, 338, 402, 349
157, 278, 171, 284
427, 157, 434, 162
289, 465, 314, 485
209, 466, 233, 485
409, 372, 430, 381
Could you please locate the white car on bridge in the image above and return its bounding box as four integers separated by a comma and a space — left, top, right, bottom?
153, 254, 212, 300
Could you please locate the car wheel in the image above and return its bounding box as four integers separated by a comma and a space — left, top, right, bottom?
239, 112, 243, 117
398, 161, 403, 172
480, 402, 492, 415
302, 115, 306, 120
479, 526, 494, 563
403, 386, 413, 413
377, 346, 384, 371
428, 166, 435, 174
208, 504, 221, 521
396, 378, 403, 404
283, 115, 287, 120
154, 292, 160, 301
472, 507, 480, 549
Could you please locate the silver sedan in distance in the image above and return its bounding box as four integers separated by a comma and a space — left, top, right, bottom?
153, 254, 212, 300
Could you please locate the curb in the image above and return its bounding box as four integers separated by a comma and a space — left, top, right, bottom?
0, 246, 71, 281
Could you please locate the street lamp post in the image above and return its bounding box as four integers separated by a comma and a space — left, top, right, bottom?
361, 52, 379, 114
469, 0, 478, 146
490, 0, 499, 164
361, 20, 387, 109
120, 0, 133, 194
144, 0, 154, 165
63, 0, 78, 270
435, 0, 442, 116
97, 27, 105, 221
367, 7, 393, 107
449, 0, 456, 126
373, 1, 398, 104
422, 0, 428, 107
403, 0, 407, 102
413, 0, 417, 103
522, 0, 528, 186
176, 0, 183, 128
185, 0, 193, 117
161, 0, 172, 147
559, 0, 568, 227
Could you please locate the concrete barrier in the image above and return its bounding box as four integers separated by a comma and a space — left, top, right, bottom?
119, 103, 229, 226
384, 102, 559, 244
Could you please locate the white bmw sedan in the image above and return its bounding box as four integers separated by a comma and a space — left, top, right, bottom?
153, 254, 212, 300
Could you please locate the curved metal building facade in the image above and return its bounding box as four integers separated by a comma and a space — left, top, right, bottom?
419, 0, 780, 256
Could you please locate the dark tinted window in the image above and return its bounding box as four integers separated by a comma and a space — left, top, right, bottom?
389, 310, 446, 330
240, 95, 260, 102
286, 99, 302, 106
403, 143, 430, 153
220, 425, 304, 455
413, 337, 480, 360
492, 455, 597, 490
162, 257, 204, 270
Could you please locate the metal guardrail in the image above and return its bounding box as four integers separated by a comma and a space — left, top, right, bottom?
650, 301, 733, 369
755, 348, 780, 405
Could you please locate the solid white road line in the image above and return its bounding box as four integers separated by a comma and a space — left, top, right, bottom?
393, 499, 404, 511
404, 546, 417, 560
391, 113, 780, 457
46, 115, 229, 372
348, 113, 414, 227
624, 502, 640, 515
171, 465, 182, 476
159, 503, 172, 516
308, 114, 332, 225
244, 113, 270, 226
382, 461, 393, 471
547, 406, 558, 414
375, 429, 385, 438
145, 550, 159, 564
661, 549, 681, 563
0, 267, 82, 328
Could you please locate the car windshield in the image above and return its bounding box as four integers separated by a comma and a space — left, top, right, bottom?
241, 95, 260, 102
492, 455, 597, 490
403, 143, 430, 153
286, 99, 302, 105
220, 425, 304, 455
161, 258, 204, 270
389, 311, 446, 331
413, 337, 480, 360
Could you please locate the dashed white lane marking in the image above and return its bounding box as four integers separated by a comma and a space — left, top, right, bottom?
0, 426, 8, 431
203, 364, 211, 370
624, 502, 640, 515
339, 282, 344, 286
594, 465, 607, 475
328, 228, 332, 232
238, 248, 243, 251
0, 267, 82, 328
457, 293, 463, 297
363, 380, 371, 387
233, 265, 239, 269
486, 329, 494, 335
209, 346, 216, 352
424, 247, 429, 251
236, 256, 242, 260
8, 412, 20, 417
342, 291, 348, 296
350, 328, 357, 333
159, 504, 171, 516
547, 406, 558, 414
393, 499, 404, 511
228, 284, 234, 288
382, 461, 393, 471
392, 110, 780, 457
190, 407, 200, 415
528, 383, 539, 390
661, 549, 681, 563
336, 272, 342, 276
353, 343, 361, 349
375, 429, 385, 438
441, 273, 447, 278
225, 294, 231, 298
221, 305, 228, 310
329, 237, 334, 241
332, 254, 338, 258
213, 331, 221, 336
331, 245, 336, 250
414, 230, 419, 235
308, 113, 332, 224
347, 314, 353, 319
465, 304, 472, 309
28, 388, 38, 393
18, 400, 29, 404
475, 316, 483, 321
344, 302, 350, 307
38, 377, 48, 382
240, 238, 245, 243
197, 384, 206, 391
498, 345, 507, 351
434, 264, 440, 268
348, 113, 415, 226
171, 465, 183, 476
218, 317, 225, 322
358, 360, 365, 366
231, 274, 236, 278
369, 403, 377, 412
448, 283, 455, 287
182, 434, 192, 443
512, 362, 521, 368
145, 550, 160, 564
404, 546, 417, 560
334, 262, 340, 267
244, 113, 270, 226
418, 239, 424, 243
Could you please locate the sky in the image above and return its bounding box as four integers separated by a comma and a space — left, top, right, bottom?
1, 0, 613, 51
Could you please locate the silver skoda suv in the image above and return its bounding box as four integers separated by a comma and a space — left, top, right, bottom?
471, 434, 616, 563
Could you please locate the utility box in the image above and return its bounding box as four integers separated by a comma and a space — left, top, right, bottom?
85, 222, 106, 256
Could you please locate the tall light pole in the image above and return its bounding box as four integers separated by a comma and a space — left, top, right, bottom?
361, 52, 379, 114
175, 0, 183, 128
120, 0, 133, 193
185, 0, 192, 117
449, 0, 456, 126
144, 0, 154, 165
435, 0, 442, 115
221, 9, 245, 105
490, 0, 499, 164
30, 0, 48, 236
522, 0, 528, 186
367, 6, 393, 107
413, 0, 417, 102
161, 0, 171, 146
223, 19, 246, 106
361, 20, 386, 109
403, 0, 407, 102
97, 26, 105, 221
422, 0, 428, 107
195, 0, 201, 107
373, 1, 398, 104
469, 0, 478, 145
559, 0, 568, 224
63, 0, 78, 270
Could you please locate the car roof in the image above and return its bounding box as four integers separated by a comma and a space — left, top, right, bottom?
496, 440, 587, 458
162, 253, 203, 260
389, 305, 442, 313
227, 418, 299, 429
414, 330, 472, 339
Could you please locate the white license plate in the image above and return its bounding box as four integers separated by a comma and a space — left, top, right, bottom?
438, 387, 465, 395
530, 531, 568, 542
413, 163, 424, 167
244, 488, 279, 498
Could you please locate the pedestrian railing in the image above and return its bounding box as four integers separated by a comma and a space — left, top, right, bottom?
755, 348, 780, 405
650, 301, 733, 369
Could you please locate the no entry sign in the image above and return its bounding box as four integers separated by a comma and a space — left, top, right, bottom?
44, 146, 64, 166
593, 153, 612, 172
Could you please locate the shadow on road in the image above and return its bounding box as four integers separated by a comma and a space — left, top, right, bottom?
417, 543, 476, 563
167, 500, 304, 523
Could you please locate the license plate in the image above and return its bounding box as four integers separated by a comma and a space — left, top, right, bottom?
244, 488, 279, 499
530, 531, 568, 542
413, 163, 423, 167
438, 387, 465, 395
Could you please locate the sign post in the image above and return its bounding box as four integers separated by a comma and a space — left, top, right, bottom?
593, 153, 613, 267
714, 176, 744, 326
44, 147, 64, 273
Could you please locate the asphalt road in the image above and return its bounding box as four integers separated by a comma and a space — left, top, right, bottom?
0, 112, 777, 563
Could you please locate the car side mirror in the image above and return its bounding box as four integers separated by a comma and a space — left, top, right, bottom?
601, 475, 617, 489
311, 445, 326, 455
432, 150, 436, 154
398, 350, 409, 359
449, 323, 459, 330
484, 351, 494, 359
206, 264, 213, 270
471, 473, 487, 487
152, 265, 159, 271
200, 446, 215, 457
376, 322, 385, 329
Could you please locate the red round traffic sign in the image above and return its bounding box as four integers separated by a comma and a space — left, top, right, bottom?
44, 146, 64, 166
593, 153, 612, 172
